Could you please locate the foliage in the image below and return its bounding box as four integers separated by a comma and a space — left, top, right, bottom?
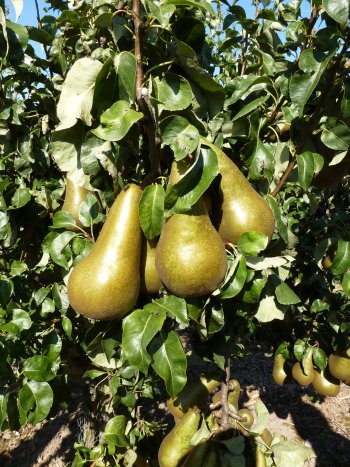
0, 0, 349, 465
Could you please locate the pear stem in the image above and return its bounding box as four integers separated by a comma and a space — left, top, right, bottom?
132, 0, 161, 187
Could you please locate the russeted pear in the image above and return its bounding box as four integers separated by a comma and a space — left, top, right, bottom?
292, 348, 315, 386
67, 184, 143, 320
155, 161, 228, 298
211, 145, 275, 245
140, 237, 162, 295
62, 178, 100, 231
158, 408, 201, 467
167, 374, 221, 420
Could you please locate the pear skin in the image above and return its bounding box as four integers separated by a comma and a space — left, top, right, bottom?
201, 142, 275, 245
67, 184, 142, 320
312, 368, 340, 397
272, 354, 291, 386
292, 348, 314, 386
328, 352, 350, 382
140, 237, 162, 295
158, 408, 201, 467
62, 178, 98, 231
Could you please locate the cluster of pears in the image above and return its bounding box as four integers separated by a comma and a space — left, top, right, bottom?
272, 348, 350, 397
158, 374, 260, 467
64, 146, 275, 320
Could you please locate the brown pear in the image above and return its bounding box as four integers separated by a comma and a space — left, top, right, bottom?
67, 184, 142, 320
202, 141, 275, 244
62, 178, 99, 231
156, 161, 228, 298
140, 237, 162, 295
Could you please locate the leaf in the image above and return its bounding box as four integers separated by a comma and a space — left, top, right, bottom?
62, 316, 72, 337
255, 296, 286, 322
144, 296, 189, 327
266, 195, 288, 244
10, 0, 23, 22
246, 255, 294, 271
163, 0, 215, 16
139, 184, 165, 239
12, 309, 31, 331
219, 256, 247, 299
18, 381, 53, 425
147, 2, 176, 28
272, 441, 312, 467
49, 231, 76, 269
10, 187, 31, 209
0, 279, 13, 306
51, 211, 77, 230
290, 49, 336, 116
294, 340, 306, 361
296, 152, 315, 190
104, 415, 129, 447
232, 96, 268, 122
237, 232, 269, 256
275, 282, 300, 305
155, 72, 192, 111
251, 399, 269, 434
160, 115, 200, 161
321, 119, 350, 151
0, 8, 9, 58
51, 122, 84, 172
331, 240, 350, 275
22, 356, 55, 382
56, 57, 103, 130
342, 271, 350, 297
79, 193, 101, 227
324, 0, 349, 28
150, 331, 187, 398
165, 148, 218, 214
92, 100, 143, 141
313, 348, 327, 371
114, 52, 136, 103
10, 260, 28, 277
248, 139, 274, 181
122, 308, 166, 374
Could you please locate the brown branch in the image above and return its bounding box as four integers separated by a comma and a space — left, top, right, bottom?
301, 5, 320, 53
132, 0, 161, 187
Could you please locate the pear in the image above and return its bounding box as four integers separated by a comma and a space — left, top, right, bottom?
158, 408, 201, 467
328, 351, 350, 382
167, 374, 221, 420
140, 237, 162, 295
272, 354, 291, 386
67, 184, 143, 320
211, 379, 240, 411
156, 161, 227, 298
62, 178, 99, 231
181, 442, 210, 467
292, 348, 314, 386
312, 368, 340, 397
256, 448, 267, 467
212, 146, 275, 244
236, 408, 254, 431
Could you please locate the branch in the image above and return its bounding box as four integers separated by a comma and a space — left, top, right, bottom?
132, 0, 161, 187
34, 0, 53, 78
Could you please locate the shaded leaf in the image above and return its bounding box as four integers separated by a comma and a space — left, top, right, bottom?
49, 231, 76, 269
139, 184, 165, 239
104, 415, 129, 447
275, 282, 300, 305
160, 115, 200, 161
114, 52, 136, 103
22, 356, 55, 382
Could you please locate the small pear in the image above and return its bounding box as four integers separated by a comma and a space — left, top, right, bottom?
67, 184, 143, 320
292, 348, 314, 386
236, 408, 254, 431
140, 237, 162, 295
167, 374, 221, 420
272, 354, 291, 386
213, 146, 275, 244
158, 408, 201, 467
62, 178, 100, 231
312, 368, 340, 397
156, 161, 227, 298
328, 352, 350, 382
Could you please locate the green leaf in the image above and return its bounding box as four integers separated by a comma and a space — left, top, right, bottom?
243, 277, 266, 304
324, 0, 349, 28
10, 187, 31, 208
51, 211, 77, 230
139, 184, 165, 239
160, 115, 200, 161
321, 119, 350, 151
232, 96, 268, 122
62, 316, 72, 337
79, 193, 101, 227
104, 415, 129, 447
255, 295, 286, 322
0, 8, 9, 58
57, 57, 103, 130
0, 279, 13, 306
49, 231, 76, 269
10, 0, 23, 22
294, 339, 306, 361
23, 356, 55, 382
163, 0, 215, 16
122, 308, 166, 374
275, 282, 300, 305
313, 348, 327, 371
290, 49, 336, 116
219, 256, 247, 299
10, 260, 28, 277
237, 232, 269, 256
12, 309, 31, 331
248, 139, 274, 181
155, 72, 192, 111
92, 101, 143, 141
296, 152, 316, 190
145, 296, 189, 327
342, 271, 350, 297
150, 331, 187, 398
114, 52, 136, 103
165, 148, 218, 214
147, 2, 176, 28
331, 240, 350, 275
272, 441, 312, 467
251, 399, 269, 434
51, 122, 84, 172
18, 381, 53, 425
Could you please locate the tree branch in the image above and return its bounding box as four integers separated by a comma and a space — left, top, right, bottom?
132, 0, 161, 187
34, 0, 53, 78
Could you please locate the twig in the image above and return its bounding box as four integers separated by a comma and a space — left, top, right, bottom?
132, 0, 161, 187
301, 5, 320, 53
34, 0, 53, 77
240, 31, 249, 76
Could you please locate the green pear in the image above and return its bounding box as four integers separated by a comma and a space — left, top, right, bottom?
140, 237, 162, 295
156, 161, 228, 298
167, 374, 221, 420
158, 408, 201, 467
292, 348, 314, 386
202, 142, 275, 244
328, 351, 350, 382
61, 178, 99, 231
67, 184, 143, 320
272, 354, 291, 386
312, 368, 340, 397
